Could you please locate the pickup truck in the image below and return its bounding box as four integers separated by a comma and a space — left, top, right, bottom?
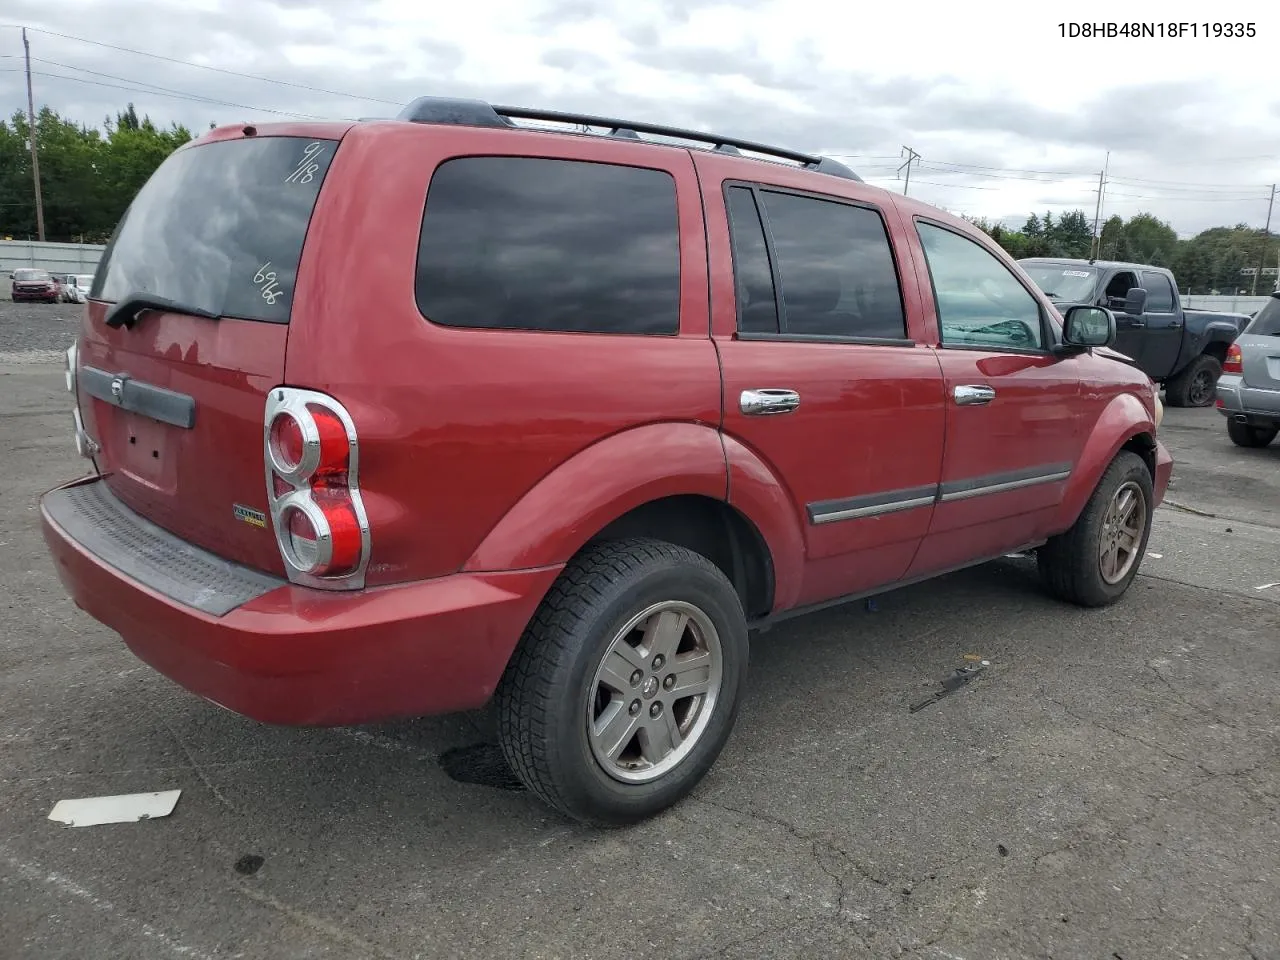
1019, 258, 1249, 407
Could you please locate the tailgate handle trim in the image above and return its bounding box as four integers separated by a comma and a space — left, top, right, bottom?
80, 365, 196, 429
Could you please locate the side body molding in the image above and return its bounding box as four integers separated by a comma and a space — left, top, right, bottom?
464, 423, 729, 572
1051, 391, 1157, 533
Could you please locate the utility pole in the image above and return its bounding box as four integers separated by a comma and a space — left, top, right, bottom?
23, 28, 46, 242
1090, 151, 1109, 261
1251, 183, 1275, 297
898, 146, 920, 197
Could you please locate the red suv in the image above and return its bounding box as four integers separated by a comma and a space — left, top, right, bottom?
41, 98, 1172, 824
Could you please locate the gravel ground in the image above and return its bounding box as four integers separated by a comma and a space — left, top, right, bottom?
2, 316, 1278, 960
0, 300, 80, 362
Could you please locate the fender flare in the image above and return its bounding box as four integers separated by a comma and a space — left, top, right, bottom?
722, 434, 806, 613
464, 422, 729, 572
1052, 392, 1156, 531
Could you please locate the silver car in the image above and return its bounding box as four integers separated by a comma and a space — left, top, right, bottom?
1216, 293, 1280, 448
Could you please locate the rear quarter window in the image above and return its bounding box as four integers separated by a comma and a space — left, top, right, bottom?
414, 157, 680, 335
91, 136, 337, 323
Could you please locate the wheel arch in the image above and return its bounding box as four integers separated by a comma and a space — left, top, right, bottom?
1052, 392, 1157, 532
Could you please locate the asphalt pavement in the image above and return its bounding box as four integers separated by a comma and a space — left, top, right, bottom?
1, 304, 1278, 960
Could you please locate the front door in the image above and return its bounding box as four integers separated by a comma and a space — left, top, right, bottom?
904, 218, 1084, 575
1103, 269, 1147, 365
1138, 270, 1183, 378
697, 158, 947, 608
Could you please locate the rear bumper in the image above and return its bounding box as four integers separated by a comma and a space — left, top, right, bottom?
1216, 374, 1280, 425
41, 477, 561, 725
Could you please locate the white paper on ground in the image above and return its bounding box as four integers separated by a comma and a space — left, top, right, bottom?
48, 790, 182, 827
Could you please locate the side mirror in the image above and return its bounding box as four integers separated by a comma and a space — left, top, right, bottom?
1123, 287, 1147, 316
1062, 305, 1116, 349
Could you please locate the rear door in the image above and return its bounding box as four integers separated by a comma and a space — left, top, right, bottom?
698, 155, 947, 608
903, 217, 1083, 574
76, 129, 345, 575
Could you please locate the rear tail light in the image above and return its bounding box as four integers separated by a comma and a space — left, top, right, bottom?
1223, 344, 1243, 374
265, 388, 370, 589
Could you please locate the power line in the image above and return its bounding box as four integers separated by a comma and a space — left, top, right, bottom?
2, 24, 401, 106
29, 58, 322, 118
29, 70, 324, 119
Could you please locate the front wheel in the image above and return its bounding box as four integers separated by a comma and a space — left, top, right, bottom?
1038, 451, 1154, 607
496, 538, 748, 825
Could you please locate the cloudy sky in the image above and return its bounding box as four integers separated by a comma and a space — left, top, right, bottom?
2, 0, 1277, 237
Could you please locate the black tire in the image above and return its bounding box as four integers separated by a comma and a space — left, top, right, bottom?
1164, 353, 1221, 408
496, 538, 748, 825
1037, 451, 1154, 608
1227, 419, 1279, 448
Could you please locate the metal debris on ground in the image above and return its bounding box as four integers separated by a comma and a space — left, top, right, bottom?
910, 662, 989, 713
48, 790, 182, 827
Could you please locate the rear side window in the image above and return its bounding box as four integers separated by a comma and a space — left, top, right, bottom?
725, 187, 779, 333
1247, 296, 1280, 336
91, 137, 336, 323
415, 157, 680, 335
731, 188, 906, 339
1141, 271, 1176, 312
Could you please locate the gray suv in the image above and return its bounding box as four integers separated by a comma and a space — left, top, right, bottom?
1217, 293, 1280, 448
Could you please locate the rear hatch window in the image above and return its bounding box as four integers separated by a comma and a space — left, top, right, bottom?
1245, 296, 1280, 337
91, 136, 336, 323
76, 134, 340, 576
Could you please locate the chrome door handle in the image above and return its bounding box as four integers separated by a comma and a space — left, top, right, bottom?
954, 384, 996, 406
740, 388, 801, 416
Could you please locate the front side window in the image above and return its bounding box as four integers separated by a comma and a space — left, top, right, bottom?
415, 157, 680, 335
917, 222, 1045, 351
1141, 271, 1176, 312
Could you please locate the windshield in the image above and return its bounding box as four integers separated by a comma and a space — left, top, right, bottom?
1020, 263, 1098, 302
13, 269, 50, 281
1246, 296, 1280, 337
91, 135, 337, 323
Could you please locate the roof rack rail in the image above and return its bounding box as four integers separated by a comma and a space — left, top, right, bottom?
394, 96, 862, 182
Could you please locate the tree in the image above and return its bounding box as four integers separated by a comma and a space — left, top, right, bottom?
0, 103, 190, 242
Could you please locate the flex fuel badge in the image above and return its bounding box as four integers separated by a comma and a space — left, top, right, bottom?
233, 504, 268, 528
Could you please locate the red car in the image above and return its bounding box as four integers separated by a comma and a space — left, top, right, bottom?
42, 98, 1172, 824
11, 268, 61, 302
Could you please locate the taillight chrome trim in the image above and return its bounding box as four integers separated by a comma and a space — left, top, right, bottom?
264, 387, 371, 590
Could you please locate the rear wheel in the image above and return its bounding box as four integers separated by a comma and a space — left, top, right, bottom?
1038, 451, 1154, 607
1227, 420, 1279, 448
496, 538, 748, 825
1165, 354, 1221, 408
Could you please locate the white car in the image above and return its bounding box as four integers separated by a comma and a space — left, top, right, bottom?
65, 275, 95, 304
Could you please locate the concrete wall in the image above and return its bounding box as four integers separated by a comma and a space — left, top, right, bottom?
1181, 295, 1274, 315
2, 240, 105, 277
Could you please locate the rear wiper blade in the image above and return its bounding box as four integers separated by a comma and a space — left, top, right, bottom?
104, 293, 220, 330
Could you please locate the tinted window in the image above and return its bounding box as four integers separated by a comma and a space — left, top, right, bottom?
754, 190, 906, 339
725, 187, 778, 333
416, 157, 679, 335
1247, 296, 1280, 337
1141, 271, 1176, 312
92, 137, 336, 323
917, 222, 1044, 351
